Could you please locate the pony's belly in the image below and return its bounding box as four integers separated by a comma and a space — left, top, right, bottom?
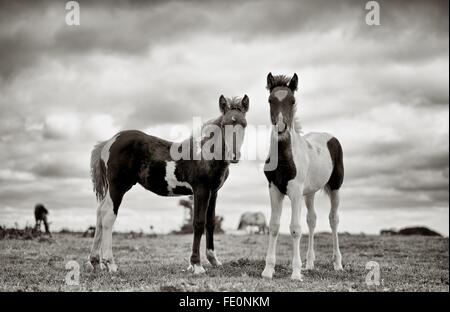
138, 160, 193, 197
301, 135, 334, 193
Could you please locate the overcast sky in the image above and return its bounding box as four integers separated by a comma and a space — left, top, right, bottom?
0, 0, 448, 235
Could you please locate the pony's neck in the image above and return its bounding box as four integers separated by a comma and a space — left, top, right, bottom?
189, 115, 228, 162
269, 129, 306, 159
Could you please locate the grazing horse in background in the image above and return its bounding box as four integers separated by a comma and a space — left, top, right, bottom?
262, 73, 344, 280
237, 212, 268, 234
89, 95, 249, 274
34, 203, 51, 236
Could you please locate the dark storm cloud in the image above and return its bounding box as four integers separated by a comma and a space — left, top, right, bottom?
1, 0, 447, 79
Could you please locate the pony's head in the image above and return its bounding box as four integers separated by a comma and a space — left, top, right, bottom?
266, 72, 298, 140
218, 95, 249, 163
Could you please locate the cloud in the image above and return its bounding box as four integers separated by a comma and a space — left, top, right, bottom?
43, 113, 81, 139
0, 0, 447, 234
0, 169, 35, 182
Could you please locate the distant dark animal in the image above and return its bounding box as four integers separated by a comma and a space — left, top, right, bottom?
398, 227, 442, 237
238, 212, 268, 234
262, 73, 345, 280
214, 216, 224, 234
34, 204, 51, 236
83, 226, 96, 238
89, 95, 249, 274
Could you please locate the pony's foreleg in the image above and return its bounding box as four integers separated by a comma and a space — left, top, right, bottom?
305, 193, 316, 270
99, 192, 118, 272
205, 191, 221, 267
261, 184, 284, 279
89, 198, 105, 270
35, 220, 41, 231
287, 182, 303, 280
189, 187, 211, 274
329, 190, 343, 270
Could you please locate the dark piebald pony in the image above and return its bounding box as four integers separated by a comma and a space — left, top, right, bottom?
89, 95, 249, 274
262, 73, 344, 281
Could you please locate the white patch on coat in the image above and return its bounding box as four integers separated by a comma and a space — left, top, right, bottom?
289, 131, 334, 195
274, 89, 288, 101
100, 135, 119, 169
165, 161, 192, 194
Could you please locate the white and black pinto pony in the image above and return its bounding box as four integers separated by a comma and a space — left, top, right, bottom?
89, 95, 249, 274
262, 73, 344, 280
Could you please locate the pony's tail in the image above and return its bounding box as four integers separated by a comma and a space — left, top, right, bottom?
90, 141, 108, 202
323, 137, 344, 197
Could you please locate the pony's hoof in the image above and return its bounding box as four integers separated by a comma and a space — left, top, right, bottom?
333, 263, 343, 271
107, 263, 118, 273
187, 264, 206, 274
100, 260, 117, 272
85, 261, 96, 272
206, 249, 222, 267
291, 270, 303, 281
261, 267, 274, 279
209, 259, 222, 267
305, 261, 315, 270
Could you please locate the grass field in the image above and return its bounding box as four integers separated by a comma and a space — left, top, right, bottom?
0, 233, 448, 292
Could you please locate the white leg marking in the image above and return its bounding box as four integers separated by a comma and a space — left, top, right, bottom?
262, 184, 284, 279
187, 263, 206, 274
305, 193, 317, 270
206, 249, 222, 267
100, 192, 117, 273
329, 190, 343, 271
287, 181, 303, 281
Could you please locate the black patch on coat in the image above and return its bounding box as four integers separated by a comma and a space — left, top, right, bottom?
139, 161, 170, 196
326, 137, 344, 191
264, 137, 297, 194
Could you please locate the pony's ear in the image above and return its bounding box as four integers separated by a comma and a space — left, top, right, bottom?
266, 72, 275, 91
288, 73, 298, 91
241, 94, 249, 112
219, 95, 228, 113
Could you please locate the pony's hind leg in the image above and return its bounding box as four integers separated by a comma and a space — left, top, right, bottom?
99, 191, 118, 272
329, 189, 343, 270
262, 184, 284, 279
89, 198, 105, 270
305, 193, 316, 270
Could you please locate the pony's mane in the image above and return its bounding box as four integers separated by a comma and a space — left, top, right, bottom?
266, 75, 292, 91
202, 116, 223, 129
293, 116, 302, 134
226, 96, 243, 108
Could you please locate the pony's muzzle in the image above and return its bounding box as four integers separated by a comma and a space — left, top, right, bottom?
276, 120, 286, 134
